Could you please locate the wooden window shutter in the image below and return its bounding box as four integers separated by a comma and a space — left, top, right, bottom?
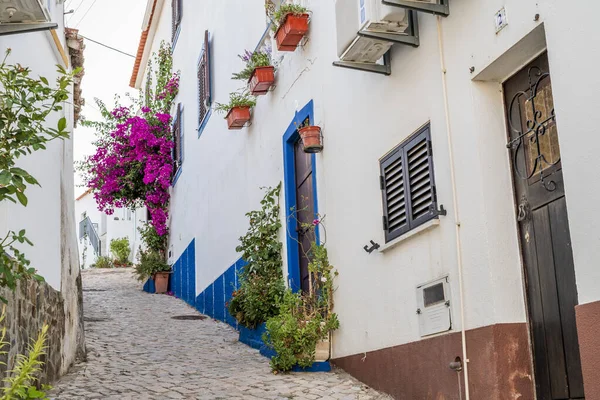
172, 0, 182, 41
203, 30, 211, 106
178, 104, 183, 164
173, 103, 182, 166
405, 127, 436, 228
198, 30, 211, 126
381, 148, 409, 242
380, 124, 438, 242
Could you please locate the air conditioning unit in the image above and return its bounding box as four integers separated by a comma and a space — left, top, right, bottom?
0, 0, 50, 24
383, 0, 450, 17
336, 0, 410, 63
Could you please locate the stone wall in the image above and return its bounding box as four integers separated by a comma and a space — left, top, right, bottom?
0, 278, 81, 385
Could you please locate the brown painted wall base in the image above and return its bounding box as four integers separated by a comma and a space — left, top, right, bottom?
576, 300, 600, 400
332, 323, 533, 400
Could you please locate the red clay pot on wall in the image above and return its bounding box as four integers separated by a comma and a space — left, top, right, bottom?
154, 272, 170, 294
249, 66, 275, 95
275, 13, 310, 52
226, 106, 251, 130
298, 126, 323, 153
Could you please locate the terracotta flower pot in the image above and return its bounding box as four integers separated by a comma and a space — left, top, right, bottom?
298, 126, 323, 153
226, 106, 251, 130
154, 272, 171, 294
275, 13, 310, 52
249, 66, 275, 96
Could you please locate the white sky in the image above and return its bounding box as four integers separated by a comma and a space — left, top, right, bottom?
66, 0, 147, 197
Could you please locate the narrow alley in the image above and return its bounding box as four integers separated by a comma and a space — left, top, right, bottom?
50, 269, 390, 400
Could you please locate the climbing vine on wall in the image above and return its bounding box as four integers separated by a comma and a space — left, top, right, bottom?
78, 41, 180, 238
0, 49, 77, 302
228, 184, 285, 329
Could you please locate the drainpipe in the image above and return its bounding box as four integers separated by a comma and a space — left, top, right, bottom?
436, 16, 471, 400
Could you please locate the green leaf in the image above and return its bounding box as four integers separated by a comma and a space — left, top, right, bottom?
58, 117, 67, 132
16, 191, 27, 206
0, 171, 11, 185
19, 229, 25, 236
40, 76, 49, 85
9, 167, 28, 176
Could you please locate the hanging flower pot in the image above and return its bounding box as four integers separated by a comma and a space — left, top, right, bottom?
226, 106, 251, 130
275, 13, 310, 52
298, 126, 323, 153
248, 66, 275, 96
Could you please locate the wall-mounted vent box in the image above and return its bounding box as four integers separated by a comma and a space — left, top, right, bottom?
416, 276, 451, 337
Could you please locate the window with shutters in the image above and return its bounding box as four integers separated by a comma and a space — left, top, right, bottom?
197, 30, 212, 134
171, 0, 182, 45
173, 103, 183, 171
380, 124, 438, 242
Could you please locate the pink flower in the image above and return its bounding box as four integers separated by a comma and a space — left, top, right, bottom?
313, 219, 320, 226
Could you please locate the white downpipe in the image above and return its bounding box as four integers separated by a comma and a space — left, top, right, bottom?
436, 16, 471, 400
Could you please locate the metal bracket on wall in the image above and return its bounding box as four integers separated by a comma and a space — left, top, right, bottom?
333, 51, 392, 76
331, 11, 419, 75
0, 22, 58, 36
358, 10, 420, 48
383, 0, 450, 17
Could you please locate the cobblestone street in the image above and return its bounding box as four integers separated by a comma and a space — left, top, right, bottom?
50, 269, 390, 400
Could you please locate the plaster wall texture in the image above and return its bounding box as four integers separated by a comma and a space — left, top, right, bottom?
138, 0, 600, 358
0, 0, 85, 379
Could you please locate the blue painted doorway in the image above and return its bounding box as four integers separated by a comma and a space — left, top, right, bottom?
282, 100, 319, 293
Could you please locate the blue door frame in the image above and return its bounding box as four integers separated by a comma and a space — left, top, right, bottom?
283, 100, 320, 293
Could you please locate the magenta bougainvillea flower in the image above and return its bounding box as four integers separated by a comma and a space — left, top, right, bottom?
83, 44, 179, 237
87, 108, 175, 236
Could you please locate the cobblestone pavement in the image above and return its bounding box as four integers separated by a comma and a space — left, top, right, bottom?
51, 268, 390, 400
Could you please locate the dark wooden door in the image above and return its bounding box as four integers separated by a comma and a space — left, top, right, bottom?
294, 138, 315, 293
504, 53, 584, 400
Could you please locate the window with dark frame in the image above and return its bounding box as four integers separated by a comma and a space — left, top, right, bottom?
380, 124, 438, 243
171, 0, 182, 43
173, 103, 183, 169
198, 30, 211, 128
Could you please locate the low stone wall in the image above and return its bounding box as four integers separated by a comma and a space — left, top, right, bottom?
0, 278, 80, 385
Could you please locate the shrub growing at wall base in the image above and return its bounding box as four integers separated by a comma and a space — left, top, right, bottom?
0, 308, 52, 399
94, 256, 113, 269
263, 222, 340, 372
110, 237, 131, 266
227, 184, 285, 329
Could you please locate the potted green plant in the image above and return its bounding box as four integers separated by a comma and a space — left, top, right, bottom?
215, 91, 257, 130
110, 237, 132, 267
271, 4, 310, 52
232, 49, 275, 96
298, 125, 323, 153
135, 249, 172, 294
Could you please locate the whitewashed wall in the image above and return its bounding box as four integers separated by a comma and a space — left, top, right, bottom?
75, 192, 146, 265
0, 0, 85, 375
0, 29, 71, 289
139, 0, 600, 359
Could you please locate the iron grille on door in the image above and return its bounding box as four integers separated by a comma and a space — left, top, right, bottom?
380, 124, 438, 242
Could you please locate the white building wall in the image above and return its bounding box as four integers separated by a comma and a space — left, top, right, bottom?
75, 192, 145, 266
139, 0, 600, 359
0, 0, 85, 375
0, 31, 70, 290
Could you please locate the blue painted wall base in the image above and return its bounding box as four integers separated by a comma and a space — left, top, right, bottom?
143, 251, 331, 372
143, 278, 156, 293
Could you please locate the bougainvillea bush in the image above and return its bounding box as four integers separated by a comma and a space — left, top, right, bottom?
79, 42, 179, 236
